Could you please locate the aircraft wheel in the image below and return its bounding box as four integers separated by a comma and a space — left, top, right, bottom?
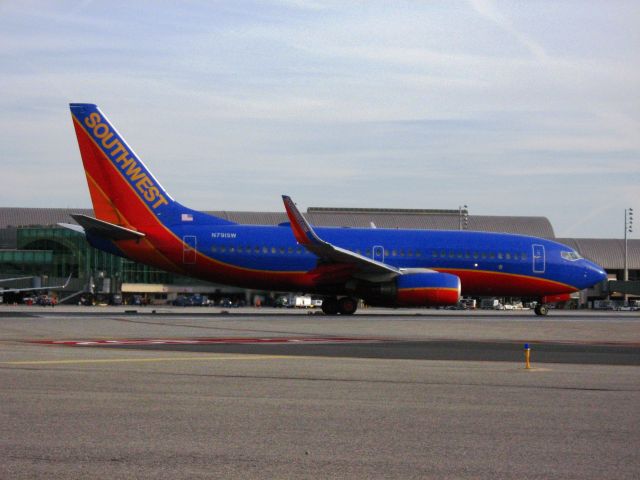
534, 304, 549, 316
338, 297, 358, 315
321, 297, 339, 315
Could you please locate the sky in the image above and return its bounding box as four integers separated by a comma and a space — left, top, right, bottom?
0, 0, 638, 238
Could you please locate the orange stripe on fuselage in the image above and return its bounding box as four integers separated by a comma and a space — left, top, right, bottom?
436, 268, 577, 296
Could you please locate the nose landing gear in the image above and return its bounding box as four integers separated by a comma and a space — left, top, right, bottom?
534, 303, 549, 316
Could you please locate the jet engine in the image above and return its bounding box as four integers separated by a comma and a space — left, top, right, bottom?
357, 271, 461, 307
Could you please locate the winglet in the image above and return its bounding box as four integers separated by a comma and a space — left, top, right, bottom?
281, 195, 322, 246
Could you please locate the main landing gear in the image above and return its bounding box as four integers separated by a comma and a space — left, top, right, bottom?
321, 297, 358, 315
534, 303, 549, 316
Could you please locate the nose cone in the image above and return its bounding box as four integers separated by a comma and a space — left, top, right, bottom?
580, 260, 607, 289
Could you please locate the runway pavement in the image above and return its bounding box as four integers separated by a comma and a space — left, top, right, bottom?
1, 307, 639, 479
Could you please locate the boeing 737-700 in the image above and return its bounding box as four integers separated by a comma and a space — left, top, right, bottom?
63, 103, 607, 315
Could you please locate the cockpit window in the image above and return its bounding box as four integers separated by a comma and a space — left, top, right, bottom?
561, 250, 582, 261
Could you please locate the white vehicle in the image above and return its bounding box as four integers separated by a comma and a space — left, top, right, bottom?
294, 295, 312, 308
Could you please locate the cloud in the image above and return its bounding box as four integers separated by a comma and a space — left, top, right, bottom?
468, 0, 548, 61
0, 1, 638, 238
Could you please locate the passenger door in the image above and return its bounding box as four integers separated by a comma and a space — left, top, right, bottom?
183, 235, 197, 264
532, 244, 545, 273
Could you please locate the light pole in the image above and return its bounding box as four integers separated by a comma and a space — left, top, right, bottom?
459, 205, 468, 231
624, 207, 633, 283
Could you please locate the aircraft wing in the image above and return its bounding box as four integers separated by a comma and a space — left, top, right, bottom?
0, 274, 72, 294
282, 195, 401, 278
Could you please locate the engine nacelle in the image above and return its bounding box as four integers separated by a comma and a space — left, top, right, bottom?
395, 272, 461, 307
358, 272, 461, 307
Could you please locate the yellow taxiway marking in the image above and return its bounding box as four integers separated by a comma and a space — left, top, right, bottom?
1, 355, 298, 366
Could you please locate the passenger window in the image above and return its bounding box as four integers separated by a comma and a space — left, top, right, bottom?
211, 246, 217, 252
399, 249, 405, 257
513, 253, 519, 260
407, 249, 413, 257
505, 253, 511, 260
262, 246, 268, 254
473, 252, 479, 259
521, 252, 528, 260
237, 246, 243, 253
497, 253, 503, 260
392, 249, 397, 257
279, 247, 285, 254
456, 251, 462, 258
416, 251, 422, 257
229, 247, 235, 253
481, 253, 487, 259
288, 247, 293, 254
220, 246, 226, 253
489, 252, 495, 259
254, 246, 260, 254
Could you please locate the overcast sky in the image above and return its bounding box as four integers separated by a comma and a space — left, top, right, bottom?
1, 1, 638, 238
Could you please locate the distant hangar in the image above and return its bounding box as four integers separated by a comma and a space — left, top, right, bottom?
0, 206, 637, 305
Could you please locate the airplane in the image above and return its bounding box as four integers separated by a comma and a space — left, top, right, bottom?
0, 275, 72, 294
63, 103, 607, 316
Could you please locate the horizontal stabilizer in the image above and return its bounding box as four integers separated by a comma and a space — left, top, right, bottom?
70, 214, 146, 241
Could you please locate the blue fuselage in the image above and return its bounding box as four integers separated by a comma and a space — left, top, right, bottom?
144, 223, 607, 297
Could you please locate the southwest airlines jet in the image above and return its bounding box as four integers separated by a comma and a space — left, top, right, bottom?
65, 103, 607, 316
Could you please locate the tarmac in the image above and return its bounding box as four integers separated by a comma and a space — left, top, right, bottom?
1, 306, 638, 479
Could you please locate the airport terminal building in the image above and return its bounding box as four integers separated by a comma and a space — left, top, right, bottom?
0, 206, 638, 306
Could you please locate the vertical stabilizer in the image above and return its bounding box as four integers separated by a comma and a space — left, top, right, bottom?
69, 103, 234, 228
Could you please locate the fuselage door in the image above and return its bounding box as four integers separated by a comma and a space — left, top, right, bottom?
532, 244, 545, 273
372, 245, 385, 263
183, 235, 197, 264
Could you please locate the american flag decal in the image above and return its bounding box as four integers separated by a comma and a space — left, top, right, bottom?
181, 213, 193, 222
